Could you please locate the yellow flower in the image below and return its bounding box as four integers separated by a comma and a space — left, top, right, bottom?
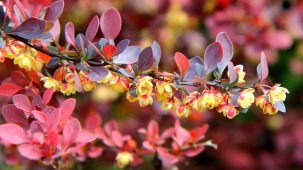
155, 81, 173, 101
116, 152, 133, 168
82, 81, 96, 92
198, 89, 223, 109
161, 98, 180, 111
41, 77, 60, 91
263, 103, 278, 115
217, 104, 239, 119
136, 76, 153, 96
256, 95, 278, 115
110, 77, 130, 93
176, 105, 191, 117
138, 94, 153, 107
13, 53, 43, 71
268, 84, 289, 104
60, 83, 76, 96
237, 88, 255, 108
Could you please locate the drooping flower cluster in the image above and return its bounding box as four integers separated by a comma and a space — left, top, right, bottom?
0, 0, 289, 120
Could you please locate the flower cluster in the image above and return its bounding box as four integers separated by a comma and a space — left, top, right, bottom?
0, 88, 214, 169
0, 40, 46, 70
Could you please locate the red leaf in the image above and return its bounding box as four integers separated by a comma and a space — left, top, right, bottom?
60, 98, 76, 123
0, 83, 23, 96
44, 0, 64, 22
112, 131, 124, 148
32, 110, 47, 123
46, 108, 61, 131
100, 8, 121, 39
184, 147, 205, 157
174, 52, 190, 78
12, 94, 32, 112
43, 87, 54, 105
85, 15, 99, 41
2, 104, 27, 125
147, 120, 159, 139
77, 129, 97, 144
0, 123, 28, 144
102, 44, 117, 60
18, 144, 42, 160
85, 113, 102, 132
65, 22, 76, 47
63, 118, 81, 147
11, 71, 29, 86
204, 42, 223, 74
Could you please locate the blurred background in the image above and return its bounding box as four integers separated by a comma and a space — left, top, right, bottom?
1, 0, 303, 169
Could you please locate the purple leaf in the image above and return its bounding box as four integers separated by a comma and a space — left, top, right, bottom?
60, 98, 76, 123
216, 32, 233, 75
74, 70, 83, 92
100, 8, 121, 40
204, 42, 223, 74
85, 15, 99, 42
63, 118, 81, 147
76, 34, 86, 52
9, 18, 46, 39
184, 56, 204, 81
65, 22, 76, 47
113, 46, 141, 64
44, 0, 64, 22
138, 47, 154, 72
152, 41, 161, 66
0, 123, 28, 144
18, 144, 42, 160
88, 66, 109, 81
273, 101, 286, 112
2, 104, 27, 125
116, 39, 130, 55
12, 94, 32, 112
194, 63, 206, 78
228, 62, 238, 84
257, 51, 269, 82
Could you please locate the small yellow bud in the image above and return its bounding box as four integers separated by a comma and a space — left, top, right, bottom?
155, 81, 173, 101
138, 94, 153, 107
176, 105, 191, 117
41, 77, 60, 91
60, 83, 76, 96
217, 104, 239, 119
82, 81, 96, 92
116, 152, 133, 168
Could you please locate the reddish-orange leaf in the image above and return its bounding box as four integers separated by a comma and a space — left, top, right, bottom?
53, 67, 66, 81
37, 51, 51, 63
28, 71, 41, 85
0, 83, 23, 96
174, 52, 190, 78
102, 45, 117, 60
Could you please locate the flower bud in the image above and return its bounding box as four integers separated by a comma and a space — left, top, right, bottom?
176, 105, 191, 117
41, 77, 60, 91
138, 94, 153, 107
116, 152, 133, 168
217, 104, 239, 119
155, 81, 173, 101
